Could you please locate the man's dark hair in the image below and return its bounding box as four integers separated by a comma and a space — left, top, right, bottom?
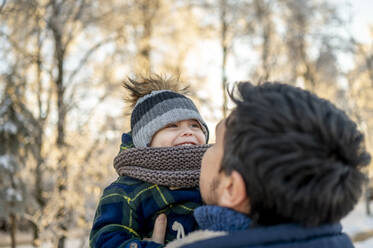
221, 82, 371, 227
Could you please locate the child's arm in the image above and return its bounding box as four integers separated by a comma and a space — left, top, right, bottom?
89, 183, 163, 248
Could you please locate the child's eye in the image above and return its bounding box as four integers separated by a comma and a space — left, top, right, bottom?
166, 123, 178, 128
191, 122, 201, 128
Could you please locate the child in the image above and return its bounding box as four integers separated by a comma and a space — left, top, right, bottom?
89, 75, 210, 248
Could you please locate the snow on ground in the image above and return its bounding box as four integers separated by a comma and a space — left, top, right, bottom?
355, 238, 373, 248
342, 200, 373, 248
342, 200, 373, 235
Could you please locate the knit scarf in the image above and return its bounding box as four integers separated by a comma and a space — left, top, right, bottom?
113, 144, 211, 188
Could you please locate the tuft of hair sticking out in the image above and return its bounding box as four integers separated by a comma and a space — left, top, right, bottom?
123, 74, 189, 108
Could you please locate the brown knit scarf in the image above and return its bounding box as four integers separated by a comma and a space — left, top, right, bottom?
113, 144, 211, 188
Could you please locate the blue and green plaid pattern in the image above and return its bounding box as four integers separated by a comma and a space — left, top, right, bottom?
89, 176, 202, 248
120, 132, 135, 150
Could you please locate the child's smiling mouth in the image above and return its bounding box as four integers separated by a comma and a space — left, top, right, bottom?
174, 142, 197, 146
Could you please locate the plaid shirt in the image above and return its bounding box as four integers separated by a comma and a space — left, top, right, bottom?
89, 176, 202, 248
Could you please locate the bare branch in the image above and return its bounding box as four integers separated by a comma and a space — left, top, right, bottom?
0, 31, 36, 62
74, 82, 118, 130
63, 1, 87, 48
72, 0, 87, 22
66, 35, 120, 84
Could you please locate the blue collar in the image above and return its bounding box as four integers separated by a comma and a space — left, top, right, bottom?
193, 206, 347, 247
193, 205, 251, 232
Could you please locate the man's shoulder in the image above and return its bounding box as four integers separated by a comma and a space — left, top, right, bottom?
171, 223, 354, 248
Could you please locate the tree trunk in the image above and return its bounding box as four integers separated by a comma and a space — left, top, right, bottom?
9, 214, 16, 248
261, 19, 271, 81
56, 49, 66, 147
366, 185, 372, 215
33, 30, 45, 248
220, 0, 228, 118
57, 233, 66, 248
137, 0, 159, 73
50, 4, 68, 246
31, 221, 40, 247
255, 0, 271, 81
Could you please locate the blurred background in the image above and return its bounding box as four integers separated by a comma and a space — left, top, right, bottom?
0, 0, 372, 247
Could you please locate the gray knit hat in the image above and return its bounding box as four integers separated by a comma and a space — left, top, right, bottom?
131, 90, 209, 147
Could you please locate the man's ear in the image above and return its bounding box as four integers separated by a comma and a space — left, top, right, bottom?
218, 170, 250, 214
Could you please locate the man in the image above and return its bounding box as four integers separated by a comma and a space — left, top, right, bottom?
157, 81, 370, 248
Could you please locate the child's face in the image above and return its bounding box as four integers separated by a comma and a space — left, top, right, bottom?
150, 119, 206, 147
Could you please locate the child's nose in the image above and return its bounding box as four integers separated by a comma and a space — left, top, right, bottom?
181, 127, 193, 136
